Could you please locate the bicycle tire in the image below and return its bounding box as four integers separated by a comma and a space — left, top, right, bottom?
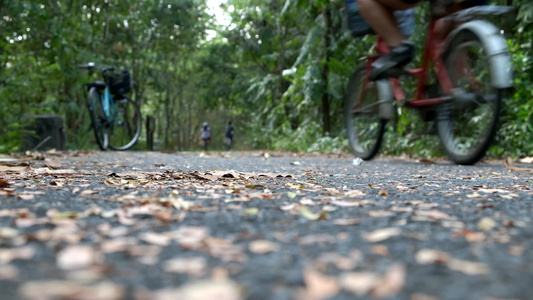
108, 96, 142, 151
437, 31, 503, 165
87, 87, 109, 151
345, 65, 386, 160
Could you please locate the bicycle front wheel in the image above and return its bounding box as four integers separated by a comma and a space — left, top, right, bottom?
345, 65, 386, 160
87, 87, 109, 151
437, 31, 503, 165
108, 96, 142, 151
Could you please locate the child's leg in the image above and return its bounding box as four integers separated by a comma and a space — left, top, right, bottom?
356, 0, 419, 79
357, 0, 418, 46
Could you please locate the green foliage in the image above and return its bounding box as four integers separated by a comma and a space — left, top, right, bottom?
269, 120, 347, 153
0, 0, 209, 151
494, 40, 533, 157
0, 0, 530, 158
487, 0, 533, 158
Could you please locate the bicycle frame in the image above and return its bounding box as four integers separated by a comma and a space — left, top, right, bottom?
346, 5, 514, 164
360, 17, 454, 109
102, 87, 113, 118
80, 62, 141, 151
99, 87, 122, 134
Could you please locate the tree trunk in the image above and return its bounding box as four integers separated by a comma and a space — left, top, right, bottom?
177, 59, 185, 151
164, 91, 170, 149
321, 2, 332, 134
0, 0, 4, 19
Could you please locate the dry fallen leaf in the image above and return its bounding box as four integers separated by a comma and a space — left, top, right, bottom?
340, 271, 379, 296
129, 247, 161, 263
154, 210, 173, 223
297, 267, 340, 300
299, 234, 336, 246
299, 198, 318, 206
477, 217, 497, 231
391, 206, 413, 213
333, 218, 361, 226
415, 249, 490, 275
116, 210, 136, 226
367, 210, 395, 218
343, 189, 366, 197
518, 157, 533, 163
363, 228, 401, 242
19, 281, 82, 299
378, 189, 389, 196
280, 203, 298, 212
163, 257, 207, 277
57, 245, 98, 270
80, 190, 99, 196
410, 293, 439, 300
418, 158, 436, 164
67, 267, 106, 283
299, 206, 328, 221
248, 240, 279, 254
100, 237, 137, 253
17, 194, 35, 200
452, 229, 486, 243
19, 281, 125, 300
168, 226, 209, 249
203, 237, 247, 263
414, 210, 451, 220
447, 259, 490, 275
415, 249, 451, 264
504, 157, 533, 171
0, 227, 18, 239
371, 264, 406, 298
0, 178, 10, 187
371, 245, 389, 256
152, 279, 243, 300
243, 207, 259, 216
45, 157, 62, 169
330, 200, 362, 207
0, 246, 35, 264
0, 165, 28, 172
138, 232, 171, 246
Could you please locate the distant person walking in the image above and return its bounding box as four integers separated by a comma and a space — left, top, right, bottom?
201, 122, 211, 151
224, 121, 234, 151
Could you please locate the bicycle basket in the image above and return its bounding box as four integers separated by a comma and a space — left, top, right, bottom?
344, 0, 416, 37
104, 70, 132, 95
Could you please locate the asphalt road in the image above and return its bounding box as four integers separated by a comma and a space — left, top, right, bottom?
0, 151, 531, 300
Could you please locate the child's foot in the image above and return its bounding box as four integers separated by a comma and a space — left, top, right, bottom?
370, 41, 415, 80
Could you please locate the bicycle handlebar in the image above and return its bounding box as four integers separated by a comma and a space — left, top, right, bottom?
78, 62, 115, 73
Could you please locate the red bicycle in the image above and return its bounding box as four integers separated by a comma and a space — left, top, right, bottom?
345, 5, 514, 165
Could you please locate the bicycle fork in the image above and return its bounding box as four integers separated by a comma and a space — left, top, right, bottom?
103, 88, 112, 118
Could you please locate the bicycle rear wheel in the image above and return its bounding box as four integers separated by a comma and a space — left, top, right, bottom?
108, 96, 142, 151
437, 31, 503, 165
345, 65, 386, 160
87, 87, 108, 151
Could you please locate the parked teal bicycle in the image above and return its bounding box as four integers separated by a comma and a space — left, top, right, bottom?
79, 63, 142, 151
